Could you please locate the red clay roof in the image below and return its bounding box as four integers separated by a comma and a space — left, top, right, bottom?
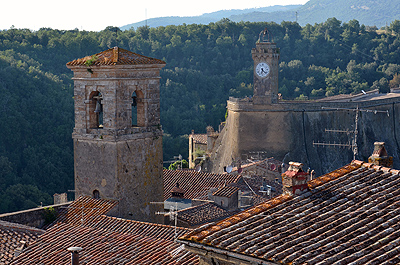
177, 202, 239, 227
87, 215, 191, 241
191, 134, 207, 145
163, 169, 242, 200
0, 220, 44, 264
12, 223, 197, 265
179, 160, 400, 264
15, 196, 199, 264
43, 195, 118, 228
231, 157, 282, 173
66, 47, 166, 66
212, 186, 239, 198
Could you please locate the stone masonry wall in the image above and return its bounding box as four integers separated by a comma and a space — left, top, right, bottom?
0, 202, 71, 229
209, 96, 400, 176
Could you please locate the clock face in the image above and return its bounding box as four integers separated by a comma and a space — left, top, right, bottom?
256, 62, 270, 78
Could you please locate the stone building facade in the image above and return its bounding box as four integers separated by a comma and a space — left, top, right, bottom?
67, 47, 165, 222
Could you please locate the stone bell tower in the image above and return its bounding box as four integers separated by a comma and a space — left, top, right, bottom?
67, 47, 165, 223
251, 28, 280, 104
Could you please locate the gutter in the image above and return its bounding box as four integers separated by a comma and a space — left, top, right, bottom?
177, 239, 278, 265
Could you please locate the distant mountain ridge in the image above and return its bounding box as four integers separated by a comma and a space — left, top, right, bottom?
120, 0, 400, 30
120, 5, 300, 30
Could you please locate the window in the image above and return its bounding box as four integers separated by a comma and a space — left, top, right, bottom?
93, 190, 100, 199
132, 90, 144, 127
131, 91, 137, 126
89, 91, 103, 128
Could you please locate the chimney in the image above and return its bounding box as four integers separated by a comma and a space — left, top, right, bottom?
53, 192, 68, 205
368, 142, 393, 168
282, 162, 309, 196
67, 247, 83, 265
171, 183, 185, 198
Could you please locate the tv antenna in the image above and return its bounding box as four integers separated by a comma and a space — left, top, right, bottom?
152, 201, 178, 241
313, 105, 389, 160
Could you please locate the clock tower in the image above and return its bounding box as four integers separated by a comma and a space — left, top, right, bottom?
251, 28, 280, 104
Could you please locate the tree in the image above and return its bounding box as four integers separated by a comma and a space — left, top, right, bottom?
168, 159, 189, 170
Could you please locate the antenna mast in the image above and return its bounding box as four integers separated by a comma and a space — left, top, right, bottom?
313, 106, 389, 160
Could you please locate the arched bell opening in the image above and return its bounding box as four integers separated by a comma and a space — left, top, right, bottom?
131, 91, 137, 126
132, 90, 144, 127
88, 91, 103, 129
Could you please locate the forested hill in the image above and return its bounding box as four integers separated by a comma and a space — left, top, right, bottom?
121, 0, 400, 29
1, 19, 400, 213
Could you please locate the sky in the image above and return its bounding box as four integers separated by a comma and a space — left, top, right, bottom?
2, 0, 309, 32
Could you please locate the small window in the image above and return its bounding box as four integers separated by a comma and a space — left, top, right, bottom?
93, 190, 100, 199
89, 91, 103, 129
131, 91, 137, 126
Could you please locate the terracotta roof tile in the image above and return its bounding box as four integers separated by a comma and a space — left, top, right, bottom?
212, 186, 239, 198
191, 134, 207, 145
179, 160, 400, 264
0, 220, 44, 264
163, 169, 242, 200
176, 202, 239, 227
13, 196, 199, 264
231, 157, 282, 173
43, 195, 118, 229
12, 223, 196, 265
66, 47, 166, 66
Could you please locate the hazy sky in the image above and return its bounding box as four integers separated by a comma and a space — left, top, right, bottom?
2, 0, 309, 31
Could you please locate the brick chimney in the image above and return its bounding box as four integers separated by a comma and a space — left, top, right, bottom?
282, 162, 309, 196
67, 247, 83, 265
171, 183, 185, 199
368, 142, 393, 168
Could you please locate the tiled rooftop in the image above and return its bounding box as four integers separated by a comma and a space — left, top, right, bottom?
176, 202, 239, 227
15, 196, 199, 264
179, 160, 400, 264
232, 157, 282, 172
66, 47, 166, 66
43, 195, 118, 228
191, 134, 207, 145
12, 223, 197, 265
212, 186, 239, 198
163, 169, 242, 200
86, 215, 191, 241
0, 220, 44, 264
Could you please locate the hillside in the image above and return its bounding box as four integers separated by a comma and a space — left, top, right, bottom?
121, 0, 400, 29
120, 5, 300, 30
295, 0, 400, 27
1, 19, 400, 213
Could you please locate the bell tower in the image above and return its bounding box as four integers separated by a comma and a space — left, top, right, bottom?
251, 28, 280, 104
67, 47, 165, 223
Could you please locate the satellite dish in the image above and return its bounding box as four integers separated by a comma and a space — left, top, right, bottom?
226, 165, 233, 173
195, 165, 201, 172
270, 164, 276, 171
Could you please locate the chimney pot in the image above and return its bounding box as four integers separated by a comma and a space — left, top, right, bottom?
67, 247, 83, 265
